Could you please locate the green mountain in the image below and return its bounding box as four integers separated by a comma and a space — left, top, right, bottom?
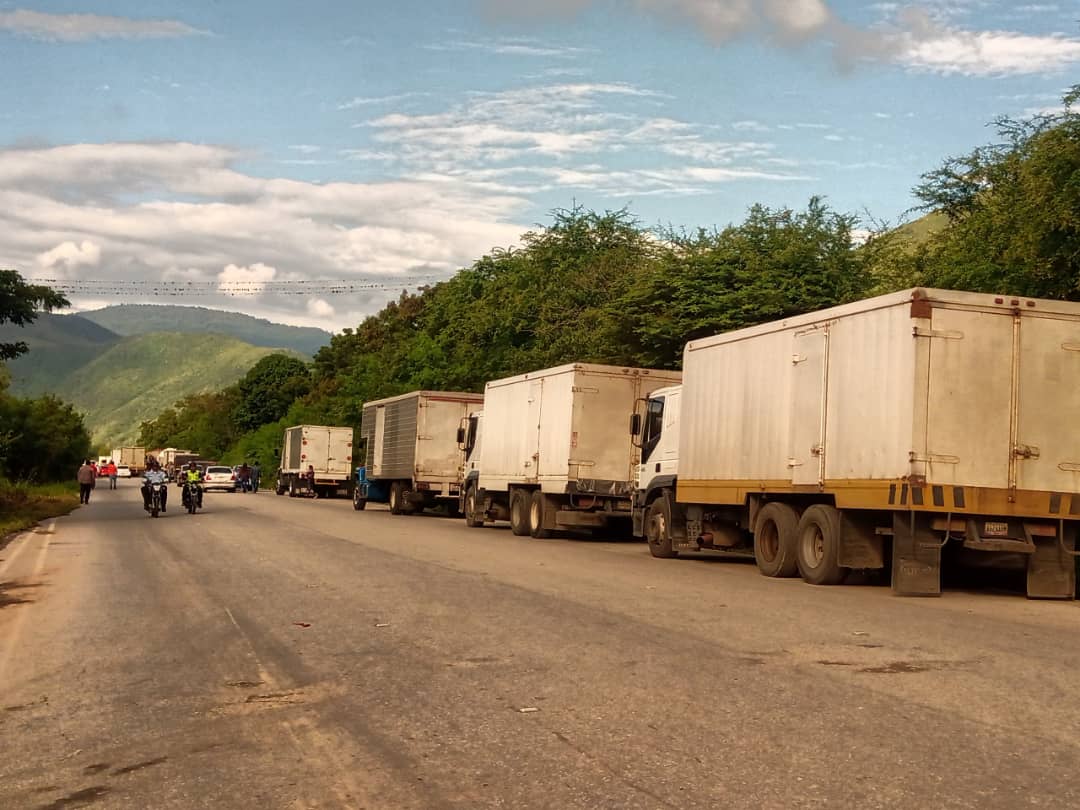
893, 211, 948, 246
81, 304, 331, 356
61, 332, 303, 447
1, 312, 121, 396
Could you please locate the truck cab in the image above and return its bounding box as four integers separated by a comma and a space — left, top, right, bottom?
458, 411, 486, 525
635, 385, 681, 497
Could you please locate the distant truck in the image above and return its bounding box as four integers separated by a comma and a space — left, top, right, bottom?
275, 425, 354, 498
111, 446, 146, 475
356, 391, 484, 513
631, 288, 1080, 599
168, 452, 200, 481
466, 363, 682, 536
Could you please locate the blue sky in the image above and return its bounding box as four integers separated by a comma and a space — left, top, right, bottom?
1, 1, 1077, 329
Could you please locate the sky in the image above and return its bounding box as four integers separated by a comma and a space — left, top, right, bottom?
1, 1, 1077, 332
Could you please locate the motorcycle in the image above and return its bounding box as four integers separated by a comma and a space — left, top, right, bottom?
182, 481, 202, 514
148, 482, 164, 518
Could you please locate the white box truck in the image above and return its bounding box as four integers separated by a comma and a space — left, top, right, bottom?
111, 446, 146, 475
632, 288, 1080, 598
357, 391, 484, 513
468, 363, 682, 536
275, 425, 354, 498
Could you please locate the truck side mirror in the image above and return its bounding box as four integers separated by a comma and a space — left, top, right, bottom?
629, 413, 642, 436
273, 448, 280, 458
456, 427, 466, 445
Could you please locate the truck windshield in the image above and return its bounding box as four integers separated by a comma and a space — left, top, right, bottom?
642, 397, 665, 463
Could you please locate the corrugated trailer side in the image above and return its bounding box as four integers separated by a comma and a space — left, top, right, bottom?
359, 390, 483, 514
640, 289, 1080, 599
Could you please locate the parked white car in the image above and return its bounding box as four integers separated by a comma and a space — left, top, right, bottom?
202, 465, 237, 492
115, 465, 131, 478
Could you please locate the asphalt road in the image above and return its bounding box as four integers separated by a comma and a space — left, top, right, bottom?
1, 481, 1079, 809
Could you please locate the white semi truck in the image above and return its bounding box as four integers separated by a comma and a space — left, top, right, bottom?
275, 425, 354, 498
466, 363, 682, 536
632, 288, 1080, 598
357, 391, 484, 514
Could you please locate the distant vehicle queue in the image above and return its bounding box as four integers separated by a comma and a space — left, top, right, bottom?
342, 289, 1080, 601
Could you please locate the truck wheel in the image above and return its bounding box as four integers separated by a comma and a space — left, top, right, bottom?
289, 479, 297, 497
509, 490, 530, 536
464, 486, 484, 528
754, 502, 800, 578
352, 487, 366, 511
389, 482, 405, 515
529, 491, 552, 539
276, 483, 286, 496
645, 498, 678, 558
796, 505, 848, 585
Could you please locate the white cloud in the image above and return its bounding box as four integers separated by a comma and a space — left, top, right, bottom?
0, 9, 205, 41
485, 1, 1080, 76
35, 240, 101, 275
424, 36, 588, 58
898, 27, 1080, 76
0, 142, 528, 330
732, 119, 771, 132
360, 81, 797, 195
337, 92, 427, 110
219, 262, 277, 295
288, 144, 321, 154
306, 298, 336, 319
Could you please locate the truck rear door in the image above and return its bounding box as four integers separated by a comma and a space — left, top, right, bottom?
1015, 314, 1080, 493
923, 307, 1013, 489
327, 430, 353, 477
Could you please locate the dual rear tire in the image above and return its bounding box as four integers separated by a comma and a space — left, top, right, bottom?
753, 502, 847, 585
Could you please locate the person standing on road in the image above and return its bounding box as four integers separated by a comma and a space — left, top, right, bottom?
77, 459, 95, 504
251, 462, 261, 493
305, 464, 316, 497
107, 460, 118, 490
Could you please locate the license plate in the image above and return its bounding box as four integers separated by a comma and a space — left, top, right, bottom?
983, 521, 1009, 537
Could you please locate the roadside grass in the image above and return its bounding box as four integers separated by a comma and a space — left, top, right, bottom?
0, 479, 80, 542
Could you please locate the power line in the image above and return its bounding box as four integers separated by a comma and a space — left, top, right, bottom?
25, 275, 449, 297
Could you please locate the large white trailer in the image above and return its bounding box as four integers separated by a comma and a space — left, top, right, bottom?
469, 363, 682, 536
357, 391, 484, 514
633, 288, 1080, 598
275, 425, 354, 498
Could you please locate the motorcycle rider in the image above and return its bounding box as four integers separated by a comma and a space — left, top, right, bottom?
142, 457, 168, 512
183, 461, 204, 509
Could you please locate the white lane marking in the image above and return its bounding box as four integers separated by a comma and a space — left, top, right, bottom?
223, 606, 277, 689
0, 533, 53, 683
0, 520, 58, 579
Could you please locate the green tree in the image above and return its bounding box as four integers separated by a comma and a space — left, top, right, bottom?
231, 353, 311, 433
907, 85, 1080, 298
617, 198, 870, 367
0, 270, 69, 361
0, 394, 91, 482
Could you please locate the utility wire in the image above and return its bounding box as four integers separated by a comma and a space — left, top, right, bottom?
25, 275, 448, 297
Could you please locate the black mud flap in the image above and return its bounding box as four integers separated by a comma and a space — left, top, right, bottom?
1026, 528, 1076, 600
891, 512, 942, 597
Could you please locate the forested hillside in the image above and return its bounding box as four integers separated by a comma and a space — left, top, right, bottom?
0, 312, 119, 396
82, 304, 331, 357
67, 334, 303, 447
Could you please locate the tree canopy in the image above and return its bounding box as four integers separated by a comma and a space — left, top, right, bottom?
0, 269, 69, 360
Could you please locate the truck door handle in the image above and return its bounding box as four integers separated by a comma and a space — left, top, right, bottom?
655, 463, 661, 473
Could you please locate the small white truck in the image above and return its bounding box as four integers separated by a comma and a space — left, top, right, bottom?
467, 363, 682, 536
357, 391, 484, 513
632, 288, 1080, 598
275, 425, 354, 498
